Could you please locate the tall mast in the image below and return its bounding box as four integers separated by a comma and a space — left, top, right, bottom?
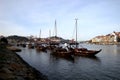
55, 19, 57, 37
75, 18, 78, 48
49, 29, 51, 38
39, 29, 41, 39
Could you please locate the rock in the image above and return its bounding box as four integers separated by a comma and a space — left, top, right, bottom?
0, 67, 12, 73
15, 76, 25, 80
0, 45, 48, 80
0, 73, 14, 80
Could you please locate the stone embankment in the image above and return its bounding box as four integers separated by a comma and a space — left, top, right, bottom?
0, 45, 48, 80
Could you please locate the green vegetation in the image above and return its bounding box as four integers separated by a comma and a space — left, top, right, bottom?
7, 35, 29, 42
0, 37, 8, 44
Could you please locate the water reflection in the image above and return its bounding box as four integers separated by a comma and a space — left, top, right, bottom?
50, 54, 75, 63
115, 45, 120, 54
82, 56, 101, 62
74, 56, 101, 64
36, 49, 47, 53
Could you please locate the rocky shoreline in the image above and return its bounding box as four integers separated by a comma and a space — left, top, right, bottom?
0, 45, 48, 80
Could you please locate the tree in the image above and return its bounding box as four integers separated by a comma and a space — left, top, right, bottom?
0, 37, 8, 44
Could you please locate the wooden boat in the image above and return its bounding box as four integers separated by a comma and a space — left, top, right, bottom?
70, 19, 102, 56
52, 47, 72, 57
21, 44, 26, 48
28, 44, 34, 49
73, 48, 102, 56
45, 45, 56, 50
36, 45, 46, 51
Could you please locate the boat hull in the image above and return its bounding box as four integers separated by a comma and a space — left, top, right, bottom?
73, 49, 102, 56
51, 48, 72, 57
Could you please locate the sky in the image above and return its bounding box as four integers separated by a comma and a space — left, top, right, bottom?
0, 0, 120, 41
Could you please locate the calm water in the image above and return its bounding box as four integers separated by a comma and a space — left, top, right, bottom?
17, 44, 120, 80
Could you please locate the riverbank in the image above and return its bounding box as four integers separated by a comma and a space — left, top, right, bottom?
0, 45, 48, 80
88, 42, 120, 45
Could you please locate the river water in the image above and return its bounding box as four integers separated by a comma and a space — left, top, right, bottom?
17, 44, 120, 80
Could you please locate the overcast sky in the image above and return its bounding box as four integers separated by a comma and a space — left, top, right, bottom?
0, 0, 120, 41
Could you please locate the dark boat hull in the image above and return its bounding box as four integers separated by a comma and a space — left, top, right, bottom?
74, 49, 102, 56
52, 51, 72, 57
36, 46, 46, 51
51, 48, 72, 57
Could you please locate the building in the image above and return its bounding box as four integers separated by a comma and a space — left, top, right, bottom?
91, 31, 120, 44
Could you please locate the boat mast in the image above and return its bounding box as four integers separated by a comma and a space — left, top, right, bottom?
75, 18, 78, 48
55, 19, 57, 37
49, 29, 51, 38
39, 29, 41, 40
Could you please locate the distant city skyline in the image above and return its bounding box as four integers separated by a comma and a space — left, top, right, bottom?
0, 0, 120, 41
